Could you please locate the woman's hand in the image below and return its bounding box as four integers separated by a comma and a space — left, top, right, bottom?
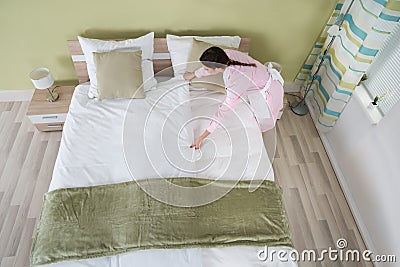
184, 72, 195, 81
190, 137, 203, 149
190, 130, 211, 149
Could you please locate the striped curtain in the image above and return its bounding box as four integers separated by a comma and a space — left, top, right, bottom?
295, 0, 400, 131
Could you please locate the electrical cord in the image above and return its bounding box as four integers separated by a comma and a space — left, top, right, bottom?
284, 92, 303, 108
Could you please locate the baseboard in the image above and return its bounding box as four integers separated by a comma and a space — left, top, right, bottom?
305, 98, 378, 263
284, 83, 301, 93
0, 89, 34, 102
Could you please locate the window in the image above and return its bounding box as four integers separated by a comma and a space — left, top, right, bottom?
363, 24, 400, 116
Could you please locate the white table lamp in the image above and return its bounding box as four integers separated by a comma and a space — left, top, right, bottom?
29, 67, 59, 102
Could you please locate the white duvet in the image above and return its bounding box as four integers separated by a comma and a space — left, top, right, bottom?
46, 77, 296, 267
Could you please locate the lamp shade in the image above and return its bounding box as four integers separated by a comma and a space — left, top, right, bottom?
29, 67, 54, 89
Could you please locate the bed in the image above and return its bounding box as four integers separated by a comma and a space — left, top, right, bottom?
31, 33, 297, 266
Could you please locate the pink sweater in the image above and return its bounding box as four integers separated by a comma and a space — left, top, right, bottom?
194, 49, 282, 133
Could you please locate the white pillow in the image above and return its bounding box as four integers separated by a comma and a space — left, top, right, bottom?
78, 33, 157, 98
166, 34, 241, 76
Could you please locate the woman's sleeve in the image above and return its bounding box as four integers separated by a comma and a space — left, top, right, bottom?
194, 67, 211, 78
207, 88, 241, 133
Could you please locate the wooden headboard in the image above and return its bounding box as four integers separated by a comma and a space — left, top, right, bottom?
67, 38, 251, 83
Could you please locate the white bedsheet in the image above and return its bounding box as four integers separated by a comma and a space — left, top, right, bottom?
46, 77, 297, 267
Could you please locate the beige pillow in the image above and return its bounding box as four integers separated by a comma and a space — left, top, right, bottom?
93, 51, 145, 100
187, 39, 236, 93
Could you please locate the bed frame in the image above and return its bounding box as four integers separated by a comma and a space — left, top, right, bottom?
67, 37, 251, 83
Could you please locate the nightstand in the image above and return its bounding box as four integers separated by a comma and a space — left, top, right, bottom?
27, 86, 75, 132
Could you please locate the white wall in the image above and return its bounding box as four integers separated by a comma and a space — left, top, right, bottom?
323, 92, 400, 265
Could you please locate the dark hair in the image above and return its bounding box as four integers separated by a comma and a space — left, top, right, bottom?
199, 47, 256, 69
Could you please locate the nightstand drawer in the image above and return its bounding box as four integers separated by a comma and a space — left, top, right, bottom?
27, 86, 75, 132
28, 113, 67, 124
35, 122, 64, 132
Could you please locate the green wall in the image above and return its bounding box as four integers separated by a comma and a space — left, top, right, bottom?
0, 0, 337, 90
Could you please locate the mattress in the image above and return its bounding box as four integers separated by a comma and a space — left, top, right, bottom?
45, 77, 296, 266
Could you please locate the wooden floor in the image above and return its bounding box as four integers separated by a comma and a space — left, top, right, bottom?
0, 100, 372, 267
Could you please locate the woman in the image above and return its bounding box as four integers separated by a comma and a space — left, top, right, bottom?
184, 47, 284, 149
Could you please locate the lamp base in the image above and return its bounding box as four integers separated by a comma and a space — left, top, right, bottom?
290, 99, 309, 116
46, 91, 59, 102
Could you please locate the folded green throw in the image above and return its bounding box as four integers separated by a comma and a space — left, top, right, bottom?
31, 178, 293, 266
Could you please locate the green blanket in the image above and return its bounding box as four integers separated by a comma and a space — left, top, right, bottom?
31, 178, 293, 266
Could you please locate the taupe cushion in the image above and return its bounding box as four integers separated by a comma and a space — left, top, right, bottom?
93, 50, 145, 100
187, 39, 236, 93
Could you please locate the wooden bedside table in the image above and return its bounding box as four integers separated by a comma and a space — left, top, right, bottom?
27, 86, 75, 132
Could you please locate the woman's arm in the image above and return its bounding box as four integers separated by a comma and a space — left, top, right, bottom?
190, 91, 240, 149
206, 89, 241, 133
190, 70, 244, 149
184, 67, 213, 81
191, 89, 241, 149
